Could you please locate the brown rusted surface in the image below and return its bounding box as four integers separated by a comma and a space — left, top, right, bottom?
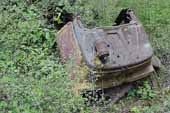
95, 60, 154, 88
57, 22, 84, 81
57, 22, 82, 65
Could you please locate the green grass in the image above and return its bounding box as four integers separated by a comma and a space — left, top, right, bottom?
0, 0, 170, 113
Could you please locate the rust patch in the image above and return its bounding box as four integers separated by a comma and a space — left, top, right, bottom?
57, 22, 82, 65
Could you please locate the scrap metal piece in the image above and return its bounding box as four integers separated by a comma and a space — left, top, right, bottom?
152, 55, 162, 69
56, 9, 158, 103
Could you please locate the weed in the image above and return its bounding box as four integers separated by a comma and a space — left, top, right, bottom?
130, 106, 141, 113
128, 81, 156, 100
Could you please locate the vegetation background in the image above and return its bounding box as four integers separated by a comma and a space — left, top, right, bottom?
0, 0, 170, 113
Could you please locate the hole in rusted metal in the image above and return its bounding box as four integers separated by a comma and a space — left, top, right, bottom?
114, 8, 132, 25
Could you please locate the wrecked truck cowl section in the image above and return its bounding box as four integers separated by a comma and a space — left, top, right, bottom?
56, 9, 155, 91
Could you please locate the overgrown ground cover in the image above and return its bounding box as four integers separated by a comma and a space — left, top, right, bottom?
0, 0, 170, 113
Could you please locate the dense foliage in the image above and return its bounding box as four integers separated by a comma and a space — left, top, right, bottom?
0, 1, 88, 113
1, 0, 170, 113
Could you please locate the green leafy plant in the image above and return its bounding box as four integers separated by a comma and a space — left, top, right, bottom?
130, 106, 141, 113
128, 81, 156, 100
0, 1, 89, 113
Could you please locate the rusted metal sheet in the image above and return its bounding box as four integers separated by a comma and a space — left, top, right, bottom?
56, 9, 157, 101
57, 22, 82, 65
73, 17, 153, 70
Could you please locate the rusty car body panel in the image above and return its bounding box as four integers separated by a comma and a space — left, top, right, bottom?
56, 9, 155, 92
